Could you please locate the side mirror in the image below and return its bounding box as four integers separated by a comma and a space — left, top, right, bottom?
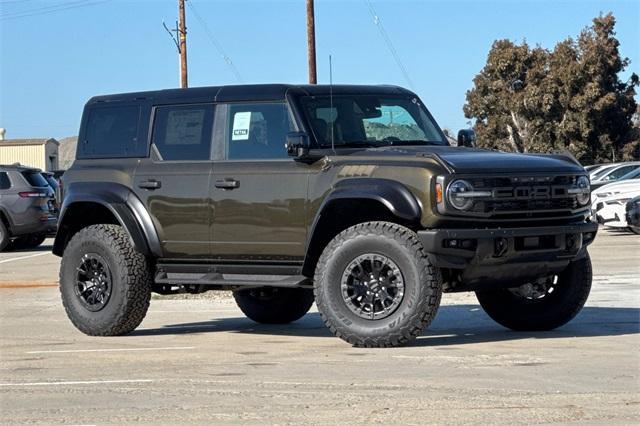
286, 132, 310, 158
457, 129, 476, 148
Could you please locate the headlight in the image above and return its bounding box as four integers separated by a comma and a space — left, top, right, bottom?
573, 175, 590, 206
447, 179, 475, 210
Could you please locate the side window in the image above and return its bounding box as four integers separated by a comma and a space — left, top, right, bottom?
152, 104, 214, 161
80, 105, 143, 158
0, 172, 10, 190
226, 102, 294, 160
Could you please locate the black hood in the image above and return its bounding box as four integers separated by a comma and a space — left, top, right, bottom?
347, 145, 585, 174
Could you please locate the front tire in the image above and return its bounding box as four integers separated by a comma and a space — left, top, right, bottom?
476, 253, 592, 331
314, 222, 442, 348
233, 287, 315, 324
59, 224, 152, 336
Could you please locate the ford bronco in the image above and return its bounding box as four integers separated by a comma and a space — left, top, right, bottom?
54, 84, 597, 347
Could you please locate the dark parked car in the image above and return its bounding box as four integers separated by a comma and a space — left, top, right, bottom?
626, 196, 640, 235
54, 84, 596, 347
0, 164, 58, 251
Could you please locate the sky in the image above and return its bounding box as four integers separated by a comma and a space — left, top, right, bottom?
0, 0, 638, 139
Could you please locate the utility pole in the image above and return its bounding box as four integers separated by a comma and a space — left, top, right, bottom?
178, 0, 188, 88
306, 0, 317, 84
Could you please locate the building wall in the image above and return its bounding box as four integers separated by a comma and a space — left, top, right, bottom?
0, 144, 46, 170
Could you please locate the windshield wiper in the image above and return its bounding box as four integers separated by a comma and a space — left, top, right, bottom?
387, 140, 444, 146
332, 141, 385, 149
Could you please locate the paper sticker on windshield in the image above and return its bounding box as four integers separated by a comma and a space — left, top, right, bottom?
232, 111, 251, 141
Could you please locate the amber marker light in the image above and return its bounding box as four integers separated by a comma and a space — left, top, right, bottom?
436, 183, 443, 204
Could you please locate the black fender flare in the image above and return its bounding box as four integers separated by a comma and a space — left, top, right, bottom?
52, 182, 162, 257
304, 178, 422, 259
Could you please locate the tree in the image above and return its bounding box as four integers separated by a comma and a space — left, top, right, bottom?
464, 13, 639, 164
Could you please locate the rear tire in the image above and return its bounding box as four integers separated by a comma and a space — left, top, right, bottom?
314, 221, 442, 348
0, 221, 9, 252
628, 226, 640, 235
59, 224, 152, 336
476, 253, 592, 331
233, 287, 315, 324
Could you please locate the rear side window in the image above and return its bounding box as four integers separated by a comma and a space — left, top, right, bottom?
225, 102, 294, 160
78, 105, 145, 158
152, 104, 214, 161
0, 172, 10, 189
21, 171, 49, 187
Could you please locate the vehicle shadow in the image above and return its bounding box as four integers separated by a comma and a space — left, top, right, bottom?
5, 244, 54, 253
133, 304, 640, 346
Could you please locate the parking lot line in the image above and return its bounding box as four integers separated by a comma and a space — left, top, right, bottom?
0, 252, 50, 264
0, 379, 154, 387
0, 283, 58, 289
26, 346, 195, 354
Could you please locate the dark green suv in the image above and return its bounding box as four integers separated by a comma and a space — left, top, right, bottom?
54, 84, 597, 347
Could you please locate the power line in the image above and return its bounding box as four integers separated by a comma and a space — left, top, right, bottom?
0, 0, 111, 21
1, 0, 87, 17
186, 0, 242, 82
364, 0, 414, 89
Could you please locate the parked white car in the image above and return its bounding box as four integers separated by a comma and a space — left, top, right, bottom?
592, 181, 640, 230
590, 162, 640, 184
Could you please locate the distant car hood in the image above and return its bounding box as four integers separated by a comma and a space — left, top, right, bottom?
347, 145, 585, 174
593, 181, 640, 199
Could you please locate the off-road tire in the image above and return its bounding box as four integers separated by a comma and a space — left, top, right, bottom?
233, 287, 315, 324
476, 253, 592, 331
314, 221, 442, 348
12, 233, 46, 250
60, 224, 152, 336
0, 221, 9, 252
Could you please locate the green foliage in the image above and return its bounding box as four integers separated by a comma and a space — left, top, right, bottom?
464, 13, 639, 164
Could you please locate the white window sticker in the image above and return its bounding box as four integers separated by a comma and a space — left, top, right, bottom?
232, 111, 251, 141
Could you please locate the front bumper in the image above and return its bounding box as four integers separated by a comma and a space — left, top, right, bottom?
417, 222, 598, 289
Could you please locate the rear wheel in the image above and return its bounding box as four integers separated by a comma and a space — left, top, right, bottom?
476, 253, 592, 331
59, 224, 152, 336
0, 221, 9, 252
233, 287, 315, 324
314, 222, 442, 348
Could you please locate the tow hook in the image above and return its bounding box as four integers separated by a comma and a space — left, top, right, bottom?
494, 237, 508, 257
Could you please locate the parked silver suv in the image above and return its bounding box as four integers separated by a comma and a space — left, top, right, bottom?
0, 164, 58, 251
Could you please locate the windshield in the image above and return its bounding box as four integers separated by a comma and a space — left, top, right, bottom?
300, 95, 446, 148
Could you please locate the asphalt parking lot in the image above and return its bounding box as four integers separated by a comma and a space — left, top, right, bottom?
0, 229, 639, 425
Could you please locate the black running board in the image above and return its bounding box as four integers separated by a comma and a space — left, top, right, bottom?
154, 271, 313, 289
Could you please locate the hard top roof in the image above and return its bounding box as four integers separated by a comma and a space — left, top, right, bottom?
87, 84, 415, 105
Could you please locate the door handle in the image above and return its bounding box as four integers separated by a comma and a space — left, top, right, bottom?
138, 180, 162, 190
214, 179, 240, 190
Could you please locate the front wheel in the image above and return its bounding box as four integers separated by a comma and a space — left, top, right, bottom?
476, 253, 592, 331
314, 222, 443, 348
59, 224, 152, 336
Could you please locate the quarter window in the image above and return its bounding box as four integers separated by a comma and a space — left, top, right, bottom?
225, 103, 294, 160
80, 105, 143, 158
152, 104, 214, 161
0, 172, 10, 190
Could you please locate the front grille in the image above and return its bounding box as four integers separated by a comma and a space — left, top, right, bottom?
454, 174, 586, 219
